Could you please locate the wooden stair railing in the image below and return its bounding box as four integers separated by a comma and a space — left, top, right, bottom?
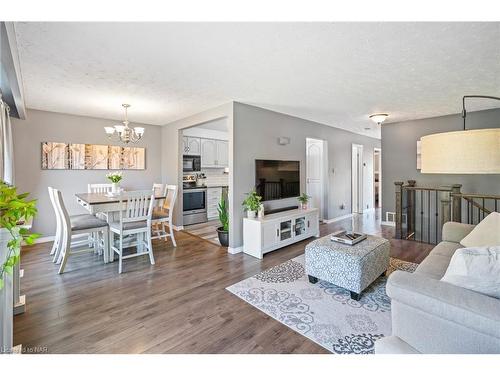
395, 181, 499, 244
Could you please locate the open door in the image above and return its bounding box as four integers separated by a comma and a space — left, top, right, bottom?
352, 144, 364, 214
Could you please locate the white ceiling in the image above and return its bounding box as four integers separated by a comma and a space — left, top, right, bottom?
14, 22, 500, 138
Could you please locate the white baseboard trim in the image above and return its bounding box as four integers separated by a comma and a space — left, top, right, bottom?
381, 221, 396, 227
228, 246, 243, 254
173, 225, 184, 231
323, 213, 353, 224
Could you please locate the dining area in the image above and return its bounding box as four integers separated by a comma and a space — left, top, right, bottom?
47, 182, 178, 274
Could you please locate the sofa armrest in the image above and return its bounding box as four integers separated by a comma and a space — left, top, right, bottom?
387, 271, 500, 339
441, 222, 475, 243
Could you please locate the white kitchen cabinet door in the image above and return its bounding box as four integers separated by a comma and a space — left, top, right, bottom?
207, 187, 222, 219
262, 222, 279, 249
186, 137, 201, 155
201, 139, 217, 167
216, 140, 229, 167
182, 137, 189, 154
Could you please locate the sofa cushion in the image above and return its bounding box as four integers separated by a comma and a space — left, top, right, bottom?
416, 240, 462, 279
460, 212, 500, 248
441, 246, 500, 299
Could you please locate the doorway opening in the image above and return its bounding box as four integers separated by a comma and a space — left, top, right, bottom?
306, 138, 327, 220
351, 144, 364, 214
373, 148, 381, 209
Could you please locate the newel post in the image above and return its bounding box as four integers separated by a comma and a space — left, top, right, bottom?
395, 182, 404, 239
451, 184, 462, 223
406, 180, 416, 236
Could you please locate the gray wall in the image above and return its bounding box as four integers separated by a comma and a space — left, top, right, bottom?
232, 102, 381, 248
12, 109, 162, 236
381, 108, 500, 219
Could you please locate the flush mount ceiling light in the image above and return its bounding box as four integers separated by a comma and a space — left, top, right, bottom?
369, 113, 389, 125
421, 95, 500, 174
104, 104, 144, 144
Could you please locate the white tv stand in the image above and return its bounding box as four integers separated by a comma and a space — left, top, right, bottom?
243, 208, 320, 259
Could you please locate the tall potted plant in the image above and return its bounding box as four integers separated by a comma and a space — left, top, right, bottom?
0, 181, 38, 353
242, 189, 262, 218
216, 195, 229, 247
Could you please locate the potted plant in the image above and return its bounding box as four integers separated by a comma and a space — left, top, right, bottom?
216, 195, 229, 247
106, 171, 123, 194
0, 182, 39, 290
242, 189, 262, 218
298, 193, 310, 209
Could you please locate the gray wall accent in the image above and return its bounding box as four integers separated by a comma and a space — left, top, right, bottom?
160, 102, 233, 230
381, 108, 500, 219
11, 109, 162, 236
232, 102, 381, 248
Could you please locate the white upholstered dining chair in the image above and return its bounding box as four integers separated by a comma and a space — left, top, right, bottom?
109, 190, 156, 274
51, 188, 110, 274
151, 185, 177, 246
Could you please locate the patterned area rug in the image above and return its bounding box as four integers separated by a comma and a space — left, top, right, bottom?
226, 255, 417, 354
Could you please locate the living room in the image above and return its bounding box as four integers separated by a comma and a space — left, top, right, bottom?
1, 1, 500, 373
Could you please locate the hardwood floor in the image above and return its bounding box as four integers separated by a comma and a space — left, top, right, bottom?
14, 209, 433, 353
184, 219, 221, 246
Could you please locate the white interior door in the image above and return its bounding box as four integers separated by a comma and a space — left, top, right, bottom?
306, 138, 324, 219
352, 144, 364, 214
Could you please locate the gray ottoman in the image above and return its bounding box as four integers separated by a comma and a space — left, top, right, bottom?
305, 234, 390, 300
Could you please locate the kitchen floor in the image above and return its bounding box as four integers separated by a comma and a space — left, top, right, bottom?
184, 219, 222, 246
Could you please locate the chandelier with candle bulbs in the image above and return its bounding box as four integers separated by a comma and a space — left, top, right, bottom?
104, 104, 144, 144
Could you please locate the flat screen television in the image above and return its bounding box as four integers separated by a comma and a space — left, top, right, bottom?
255, 159, 300, 201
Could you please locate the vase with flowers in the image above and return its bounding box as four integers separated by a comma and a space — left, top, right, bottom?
106, 172, 123, 195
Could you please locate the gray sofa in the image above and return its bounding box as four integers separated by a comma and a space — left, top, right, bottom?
376, 222, 500, 354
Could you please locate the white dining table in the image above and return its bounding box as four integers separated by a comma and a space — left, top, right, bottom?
75, 192, 167, 260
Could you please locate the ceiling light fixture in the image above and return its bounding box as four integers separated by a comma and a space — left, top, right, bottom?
369, 113, 389, 125
421, 95, 500, 174
104, 104, 144, 144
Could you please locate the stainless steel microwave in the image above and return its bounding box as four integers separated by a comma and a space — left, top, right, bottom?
183, 155, 201, 172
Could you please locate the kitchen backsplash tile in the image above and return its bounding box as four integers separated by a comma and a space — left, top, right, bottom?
200, 168, 229, 186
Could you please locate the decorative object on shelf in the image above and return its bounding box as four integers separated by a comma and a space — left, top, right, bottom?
242, 189, 262, 219
41, 142, 145, 170
106, 172, 123, 194
257, 203, 265, 218
196, 173, 206, 187
298, 192, 311, 209
217, 195, 229, 247
369, 113, 389, 125
0, 182, 39, 290
104, 104, 144, 144
421, 95, 500, 174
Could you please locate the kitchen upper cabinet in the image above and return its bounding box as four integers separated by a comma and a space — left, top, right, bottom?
201, 139, 217, 167
216, 140, 228, 167
183, 137, 201, 156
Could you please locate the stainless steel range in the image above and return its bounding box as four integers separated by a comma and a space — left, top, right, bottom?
183, 174, 208, 225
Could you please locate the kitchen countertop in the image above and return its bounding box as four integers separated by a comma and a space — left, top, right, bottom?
183, 185, 228, 190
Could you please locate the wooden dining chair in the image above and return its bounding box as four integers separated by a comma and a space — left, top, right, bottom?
151, 185, 178, 246
52, 188, 110, 274
48, 187, 62, 259
109, 190, 156, 274
87, 183, 113, 249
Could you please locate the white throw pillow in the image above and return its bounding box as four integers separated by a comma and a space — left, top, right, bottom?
460, 212, 500, 247
441, 246, 500, 299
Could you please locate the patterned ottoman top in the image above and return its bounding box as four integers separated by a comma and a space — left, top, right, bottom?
305, 234, 389, 260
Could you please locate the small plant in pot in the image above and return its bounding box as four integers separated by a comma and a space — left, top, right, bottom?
217, 195, 229, 247
242, 189, 262, 218
298, 193, 310, 209
106, 171, 123, 194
